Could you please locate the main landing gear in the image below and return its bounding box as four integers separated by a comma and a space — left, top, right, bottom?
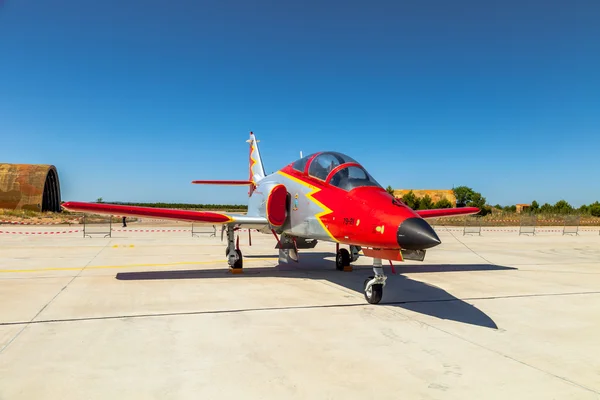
225, 226, 243, 272
335, 248, 350, 271
335, 245, 361, 271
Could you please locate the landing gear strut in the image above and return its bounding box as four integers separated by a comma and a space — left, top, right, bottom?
225, 226, 242, 270
363, 258, 386, 304
350, 245, 361, 262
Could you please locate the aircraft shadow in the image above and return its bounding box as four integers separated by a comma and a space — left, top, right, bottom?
244, 252, 332, 259
116, 254, 516, 330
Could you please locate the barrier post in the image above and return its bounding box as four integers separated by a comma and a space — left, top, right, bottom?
519, 215, 537, 235
192, 224, 217, 238
463, 216, 482, 236
563, 215, 580, 236
83, 214, 112, 238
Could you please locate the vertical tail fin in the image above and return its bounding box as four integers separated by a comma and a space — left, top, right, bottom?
246, 132, 266, 195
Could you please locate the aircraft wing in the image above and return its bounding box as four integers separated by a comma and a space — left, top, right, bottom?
416, 207, 480, 219
61, 201, 268, 226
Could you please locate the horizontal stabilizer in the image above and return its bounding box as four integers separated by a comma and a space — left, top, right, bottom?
61, 201, 268, 226
416, 207, 480, 219
192, 180, 253, 186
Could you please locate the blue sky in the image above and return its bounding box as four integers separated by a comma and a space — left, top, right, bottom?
1, 0, 599, 207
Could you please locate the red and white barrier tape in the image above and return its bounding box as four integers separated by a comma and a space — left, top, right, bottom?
0, 220, 78, 225
0, 230, 80, 235
436, 227, 599, 233
1, 226, 597, 236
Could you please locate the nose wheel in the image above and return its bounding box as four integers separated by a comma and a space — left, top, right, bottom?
363, 276, 384, 304
363, 258, 387, 304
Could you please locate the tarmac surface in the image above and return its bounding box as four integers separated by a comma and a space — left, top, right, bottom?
0, 224, 599, 399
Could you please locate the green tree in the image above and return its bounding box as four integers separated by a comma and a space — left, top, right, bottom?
419, 194, 434, 210
493, 204, 503, 210
589, 202, 600, 217
452, 186, 490, 215
553, 200, 573, 214
434, 198, 453, 209
385, 186, 395, 196
96, 197, 103, 203
467, 192, 487, 210
402, 190, 419, 209
480, 205, 493, 216
453, 186, 476, 207
539, 203, 553, 213
463, 192, 490, 215
531, 200, 539, 213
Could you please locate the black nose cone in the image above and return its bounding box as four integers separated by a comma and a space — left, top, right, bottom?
397, 217, 441, 250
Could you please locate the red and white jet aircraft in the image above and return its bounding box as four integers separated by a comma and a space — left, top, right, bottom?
63, 132, 479, 304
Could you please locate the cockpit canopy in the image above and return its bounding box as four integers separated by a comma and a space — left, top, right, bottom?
291, 151, 381, 191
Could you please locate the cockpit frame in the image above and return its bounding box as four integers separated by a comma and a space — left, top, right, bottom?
290, 151, 381, 191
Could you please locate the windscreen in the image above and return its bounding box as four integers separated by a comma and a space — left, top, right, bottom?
292, 153, 316, 173
308, 152, 357, 181
329, 166, 381, 191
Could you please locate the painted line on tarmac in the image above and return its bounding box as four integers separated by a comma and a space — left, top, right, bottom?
0, 258, 276, 274
0, 303, 369, 327
2, 290, 600, 328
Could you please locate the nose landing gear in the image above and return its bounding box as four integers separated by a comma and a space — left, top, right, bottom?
363, 258, 386, 304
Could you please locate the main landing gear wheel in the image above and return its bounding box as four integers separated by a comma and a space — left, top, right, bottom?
232, 249, 243, 269
363, 276, 383, 304
225, 226, 243, 270
335, 248, 350, 271
226, 248, 243, 269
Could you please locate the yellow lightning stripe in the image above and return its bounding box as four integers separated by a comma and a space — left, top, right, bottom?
249, 143, 257, 183
277, 171, 338, 242
221, 214, 235, 224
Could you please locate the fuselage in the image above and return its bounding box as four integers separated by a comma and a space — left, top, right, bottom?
247, 152, 440, 251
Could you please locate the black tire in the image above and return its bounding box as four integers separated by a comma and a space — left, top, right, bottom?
335, 248, 351, 271
232, 249, 243, 269
363, 277, 383, 304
